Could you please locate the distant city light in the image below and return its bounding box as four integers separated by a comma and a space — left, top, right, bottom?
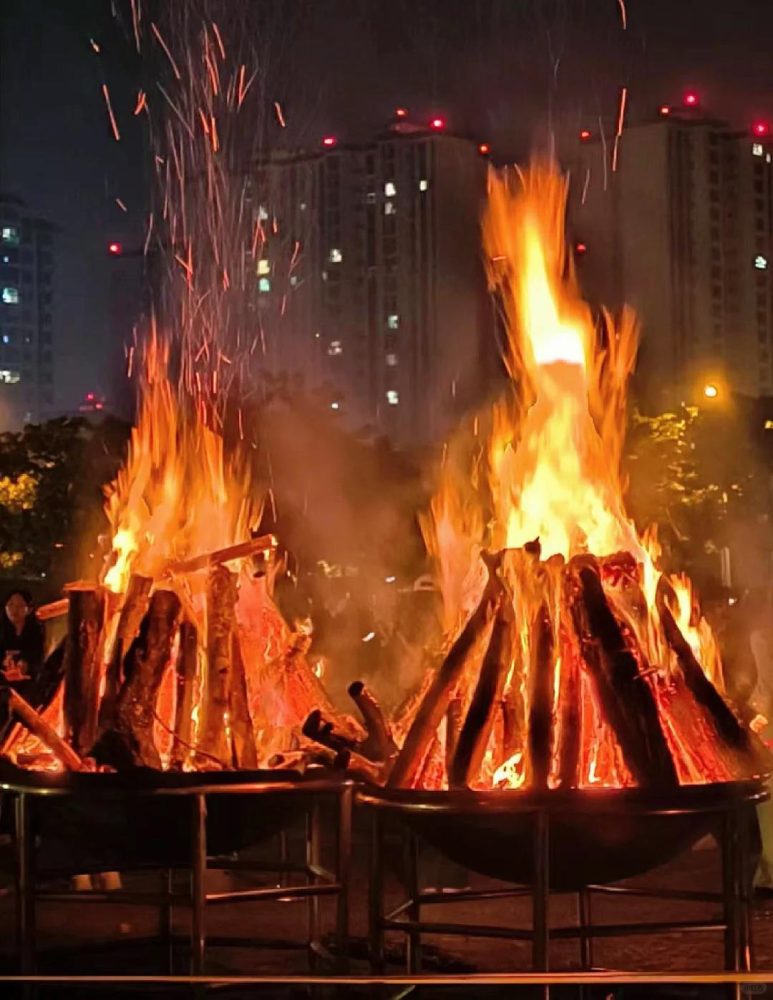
385, 576, 396, 583
659, 105, 671, 116
579, 129, 591, 140
755, 254, 768, 270
362, 631, 376, 642
753, 143, 765, 157
575, 242, 587, 255
321, 135, 337, 148
429, 117, 445, 130
703, 383, 719, 399
479, 143, 490, 155
330, 401, 340, 410
753, 121, 770, 137
108, 241, 122, 255
395, 107, 408, 118
683, 91, 699, 107
86, 392, 95, 401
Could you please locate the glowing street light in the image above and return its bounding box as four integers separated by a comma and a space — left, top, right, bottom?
703, 383, 719, 400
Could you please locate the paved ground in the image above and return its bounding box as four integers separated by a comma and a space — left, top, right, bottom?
0, 811, 772, 998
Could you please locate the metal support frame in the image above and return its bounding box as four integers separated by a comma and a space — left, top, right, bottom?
367, 799, 758, 975
7, 775, 352, 983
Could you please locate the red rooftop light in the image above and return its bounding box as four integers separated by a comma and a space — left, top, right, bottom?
683, 91, 699, 107
429, 117, 445, 131
395, 107, 408, 118
579, 129, 591, 141
753, 121, 770, 137
479, 143, 490, 155
575, 242, 587, 255
107, 241, 122, 255
321, 135, 337, 148
659, 105, 671, 116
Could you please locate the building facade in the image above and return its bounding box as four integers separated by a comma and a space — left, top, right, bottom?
249, 118, 494, 445
0, 194, 55, 427
570, 106, 773, 406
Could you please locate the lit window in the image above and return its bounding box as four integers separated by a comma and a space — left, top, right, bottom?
290, 275, 299, 287
755, 255, 768, 270
0, 370, 20, 384
765, 420, 773, 430
327, 340, 343, 356
1, 287, 18, 305
384, 181, 397, 197
300, 201, 307, 212
386, 353, 398, 366
1, 335, 9, 345
387, 314, 399, 330
1, 227, 19, 245
386, 389, 399, 405
329, 248, 343, 263
258, 277, 271, 293
330, 401, 340, 411
419, 179, 429, 192
258, 205, 269, 221
753, 143, 764, 157
257, 259, 270, 275
321, 270, 328, 282
366, 192, 376, 204
384, 201, 395, 215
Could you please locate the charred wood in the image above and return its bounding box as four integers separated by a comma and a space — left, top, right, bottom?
198, 566, 239, 763
63, 586, 106, 756
348, 681, 396, 761
99, 574, 152, 729
170, 620, 197, 770
528, 603, 554, 790
163, 535, 276, 576
445, 696, 463, 777
7, 688, 84, 771
229, 635, 258, 768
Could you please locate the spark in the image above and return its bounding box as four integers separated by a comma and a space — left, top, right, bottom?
617, 0, 628, 30
89, 38, 100, 54
133, 90, 147, 116
151, 22, 182, 80
581, 166, 591, 205
612, 86, 628, 173
211, 21, 226, 59
274, 101, 286, 128
115, 198, 128, 212
101, 83, 121, 141
129, 0, 141, 51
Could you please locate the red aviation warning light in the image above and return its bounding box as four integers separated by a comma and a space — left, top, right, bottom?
479, 143, 490, 155
108, 241, 122, 255
753, 121, 770, 137
429, 117, 445, 131
574, 242, 588, 255
579, 129, 591, 141
321, 135, 337, 148
683, 91, 699, 108
659, 105, 671, 117
395, 107, 408, 118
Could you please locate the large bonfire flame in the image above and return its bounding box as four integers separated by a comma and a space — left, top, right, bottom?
386, 162, 766, 792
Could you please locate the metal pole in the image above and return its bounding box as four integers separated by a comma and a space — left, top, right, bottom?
160, 868, 174, 974
404, 828, 422, 974
532, 809, 550, 972
15, 792, 34, 976
737, 806, 753, 973
577, 888, 593, 970
305, 798, 321, 969
190, 793, 207, 977
722, 808, 740, 973
335, 784, 353, 973
369, 810, 385, 973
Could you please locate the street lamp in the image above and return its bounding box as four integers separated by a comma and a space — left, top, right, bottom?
703, 383, 719, 400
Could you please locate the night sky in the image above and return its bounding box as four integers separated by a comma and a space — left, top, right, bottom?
2, 0, 773, 414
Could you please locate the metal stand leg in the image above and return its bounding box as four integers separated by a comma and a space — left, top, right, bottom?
190, 793, 207, 977
306, 798, 321, 969
722, 809, 740, 973
737, 806, 753, 973
578, 887, 593, 970
160, 867, 174, 974
335, 784, 353, 972
15, 792, 34, 976
404, 828, 422, 974
532, 809, 549, 972
369, 810, 385, 973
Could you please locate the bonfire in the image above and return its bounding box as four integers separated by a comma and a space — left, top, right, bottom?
307, 161, 769, 792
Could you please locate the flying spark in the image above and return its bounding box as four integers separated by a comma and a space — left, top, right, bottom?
101, 83, 121, 141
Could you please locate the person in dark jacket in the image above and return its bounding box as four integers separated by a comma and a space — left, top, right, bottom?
0, 589, 44, 707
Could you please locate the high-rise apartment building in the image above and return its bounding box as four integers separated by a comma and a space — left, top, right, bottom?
249, 117, 494, 444
0, 194, 55, 426
570, 104, 773, 405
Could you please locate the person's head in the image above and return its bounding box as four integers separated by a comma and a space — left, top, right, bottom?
4, 590, 32, 628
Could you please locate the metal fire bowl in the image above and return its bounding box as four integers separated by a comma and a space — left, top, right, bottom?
357, 781, 768, 891
0, 759, 347, 876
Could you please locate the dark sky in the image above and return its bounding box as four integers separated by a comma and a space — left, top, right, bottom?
2, 0, 773, 413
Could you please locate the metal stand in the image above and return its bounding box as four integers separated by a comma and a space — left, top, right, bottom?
6, 773, 353, 983
365, 794, 760, 975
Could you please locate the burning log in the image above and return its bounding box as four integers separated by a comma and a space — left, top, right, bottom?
556, 629, 581, 789
334, 747, 387, 784
171, 620, 198, 769
501, 689, 521, 761
450, 604, 514, 788
657, 591, 765, 765
229, 635, 258, 768
163, 534, 276, 576
6, 689, 84, 772
347, 681, 397, 762
388, 554, 504, 789
527, 602, 555, 790
198, 566, 239, 764
445, 696, 463, 776
63, 586, 106, 756
35, 598, 69, 622
99, 573, 153, 729
93, 589, 181, 769
570, 564, 678, 789
302, 709, 357, 755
